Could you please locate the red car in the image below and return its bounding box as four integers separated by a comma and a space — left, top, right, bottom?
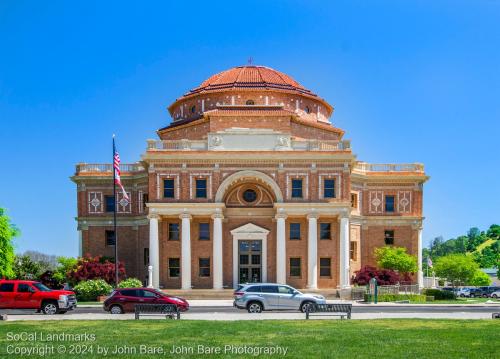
103, 288, 189, 314
0, 280, 77, 315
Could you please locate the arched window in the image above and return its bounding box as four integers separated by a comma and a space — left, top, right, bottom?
190, 105, 196, 114
246, 100, 255, 105
304, 106, 311, 114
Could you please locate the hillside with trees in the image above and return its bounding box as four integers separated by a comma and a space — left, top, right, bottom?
424, 224, 499, 272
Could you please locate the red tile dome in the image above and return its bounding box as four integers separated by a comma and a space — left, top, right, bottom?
182, 65, 318, 98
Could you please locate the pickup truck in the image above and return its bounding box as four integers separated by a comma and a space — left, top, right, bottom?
0, 280, 77, 314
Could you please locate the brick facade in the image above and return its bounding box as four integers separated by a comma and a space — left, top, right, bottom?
72, 65, 428, 289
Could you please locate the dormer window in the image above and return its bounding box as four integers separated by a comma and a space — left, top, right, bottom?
246, 100, 255, 105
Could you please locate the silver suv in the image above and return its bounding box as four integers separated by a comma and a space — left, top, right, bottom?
233, 283, 326, 313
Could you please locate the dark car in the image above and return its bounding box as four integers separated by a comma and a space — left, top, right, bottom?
103, 288, 189, 314
470, 286, 500, 298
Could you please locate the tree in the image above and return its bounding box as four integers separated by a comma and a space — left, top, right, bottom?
0, 208, 18, 278
12, 255, 43, 280
433, 254, 478, 286
53, 256, 78, 285
374, 246, 418, 274
469, 270, 491, 286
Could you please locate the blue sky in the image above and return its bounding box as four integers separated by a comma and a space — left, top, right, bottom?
0, 1, 499, 256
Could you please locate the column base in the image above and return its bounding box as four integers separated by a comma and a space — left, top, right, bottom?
307, 285, 318, 290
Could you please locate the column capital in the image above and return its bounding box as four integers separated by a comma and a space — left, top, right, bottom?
147, 214, 160, 220
179, 212, 192, 220
211, 213, 224, 220
275, 213, 288, 220
307, 213, 319, 220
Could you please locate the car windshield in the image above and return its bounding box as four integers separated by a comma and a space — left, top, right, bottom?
152, 289, 165, 297
32, 283, 51, 292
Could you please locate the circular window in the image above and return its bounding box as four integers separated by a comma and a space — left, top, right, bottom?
305, 106, 311, 114
190, 105, 196, 113
242, 189, 257, 203
246, 100, 255, 105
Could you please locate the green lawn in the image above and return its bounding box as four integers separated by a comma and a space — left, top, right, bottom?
410, 298, 500, 304
1, 320, 498, 358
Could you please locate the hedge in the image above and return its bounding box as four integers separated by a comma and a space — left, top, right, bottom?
117, 278, 142, 288
364, 293, 427, 302
73, 279, 112, 301
423, 289, 456, 300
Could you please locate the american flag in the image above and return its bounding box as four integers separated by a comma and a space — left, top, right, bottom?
113, 147, 129, 201
427, 257, 433, 268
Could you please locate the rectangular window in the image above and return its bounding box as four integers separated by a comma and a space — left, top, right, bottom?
320, 258, 331, 277
324, 179, 335, 198
163, 179, 175, 198
105, 230, 115, 246
350, 241, 357, 261
168, 223, 180, 241
320, 223, 331, 240
384, 230, 395, 245
199, 258, 210, 277
351, 193, 358, 209
142, 193, 149, 211
196, 179, 207, 198
144, 248, 149, 266
168, 258, 180, 277
385, 195, 395, 213
0, 283, 14, 292
199, 223, 210, 240
105, 195, 115, 212
291, 179, 303, 198
289, 223, 301, 240
289, 258, 301, 277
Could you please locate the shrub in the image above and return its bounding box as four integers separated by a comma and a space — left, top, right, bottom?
73, 279, 113, 301
353, 266, 400, 285
375, 246, 418, 274
117, 278, 142, 288
38, 270, 64, 289
364, 293, 426, 302
469, 270, 491, 286
68, 255, 126, 284
423, 289, 456, 300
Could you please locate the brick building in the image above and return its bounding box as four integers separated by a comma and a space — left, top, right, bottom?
72, 65, 428, 290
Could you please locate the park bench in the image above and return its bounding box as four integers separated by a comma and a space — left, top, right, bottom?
305, 303, 352, 320
134, 304, 180, 320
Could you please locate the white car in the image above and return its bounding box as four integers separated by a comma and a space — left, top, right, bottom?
491, 290, 500, 299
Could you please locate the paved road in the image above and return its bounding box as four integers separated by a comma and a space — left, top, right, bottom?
3, 305, 500, 316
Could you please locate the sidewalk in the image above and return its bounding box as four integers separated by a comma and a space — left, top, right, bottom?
77, 299, 500, 308
5, 311, 494, 321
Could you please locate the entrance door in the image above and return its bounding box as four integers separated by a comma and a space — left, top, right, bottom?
238, 240, 262, 284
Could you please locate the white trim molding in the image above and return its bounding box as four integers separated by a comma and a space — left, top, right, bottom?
231, 223, 270, 289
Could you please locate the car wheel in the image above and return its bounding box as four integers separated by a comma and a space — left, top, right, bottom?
492, 294, 498, 299
110, 305, 124, 314
247, 302, 263, 313
41, 301, 58, 315
300, 301, 315, 313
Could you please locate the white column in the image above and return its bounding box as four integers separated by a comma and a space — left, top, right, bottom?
180, 213, 192, 290
148, 214, 160, 288
275, 211, 287, 284
78, 230, 83, 257
339, 216, 351, 289
212, 211, 224, 290
418, 227, 424, 289
307, 213, 318, 289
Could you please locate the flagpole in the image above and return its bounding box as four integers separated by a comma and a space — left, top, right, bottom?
113, 134, 119, 287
